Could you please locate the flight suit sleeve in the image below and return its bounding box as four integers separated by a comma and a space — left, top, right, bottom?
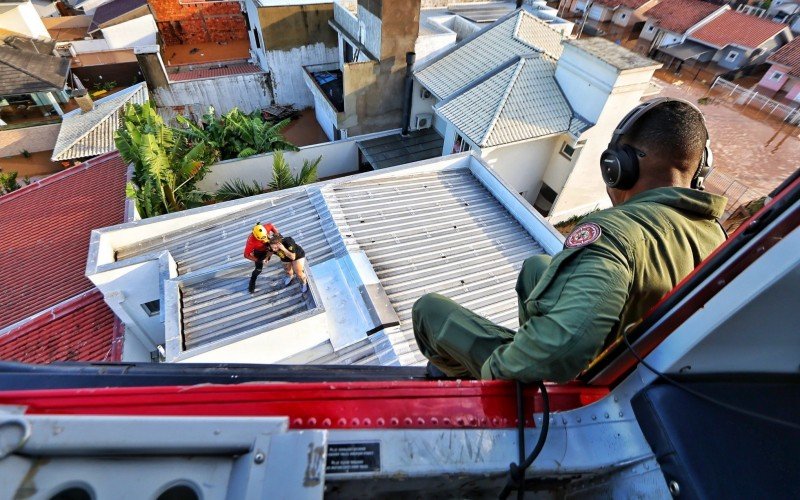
480, 234, 632, 383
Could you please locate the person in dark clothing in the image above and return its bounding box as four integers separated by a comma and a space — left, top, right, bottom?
269, 235, 308, 293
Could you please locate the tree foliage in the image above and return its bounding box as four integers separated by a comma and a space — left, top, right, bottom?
115, 101, 219, 218
268, 152, 321, 191
0, 170, 19, 195
176, 107, 298, 160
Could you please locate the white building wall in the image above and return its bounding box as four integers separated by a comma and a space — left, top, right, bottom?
480, 136, 560, 204
265, 43, 339, 108
154, 74, 274, 116
101, 15, 157, 49
589, 4, 612, 22
408, 79, 437, 132
414, 33, 457, 62
312, 91, 337, 141
0, 1, 49, 39
612, 8, 634, 27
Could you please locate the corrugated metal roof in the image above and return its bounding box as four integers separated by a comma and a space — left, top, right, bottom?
329, 169, 546, 366
0, 45, 69, 95
0, 290, 123, 363
414, 9, 565, 100
0, 152, 128, 331
52, 83, 148, 161
169, 64, 263, 82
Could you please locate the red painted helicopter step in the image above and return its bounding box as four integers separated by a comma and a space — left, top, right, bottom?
0, 380, 608, 429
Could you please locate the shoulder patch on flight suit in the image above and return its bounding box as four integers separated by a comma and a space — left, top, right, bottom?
565, 222, 602, 248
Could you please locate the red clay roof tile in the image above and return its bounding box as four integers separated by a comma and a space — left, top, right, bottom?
767, 37, 800, 77
0, 290, 123, 363
594, 0, 652, 11
646, 0, 722, 34
169, 63, 262, 82
690, 10, 789, 49
0, 152, 128, 331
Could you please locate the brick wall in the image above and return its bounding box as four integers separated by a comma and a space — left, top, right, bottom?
149, 0, 248, 45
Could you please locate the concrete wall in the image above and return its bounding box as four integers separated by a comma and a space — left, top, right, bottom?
480, 136, 560, 204
0, 1, 49, 39
42, 14, 91, 29
359, 2, 382, 59
196, 131, 397, 192
589, 4, 612, 22
101, 14, 158, 49
0, 123, 60, 157
786, 80, 800, 101
612, 8, 635, 27
153, 73, 273, 116
265, 44, 339, 107
408, 79, 436, 132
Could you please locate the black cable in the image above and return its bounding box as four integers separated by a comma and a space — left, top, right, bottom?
499, 381, 550, 500
622, 332, 800, 430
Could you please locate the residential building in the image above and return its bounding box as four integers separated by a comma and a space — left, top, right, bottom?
0, 37, 69, 130
757, 37, 800, 102
87, 0, 150, 35
413, 9, 661, 222
51, 82, 148, 162
572, 0, 659, 28
653, 9, 793, 74
0, 0, 49, 39
86, 153, 564, 365
0, 152, 129, 363
639, 0, 727, 48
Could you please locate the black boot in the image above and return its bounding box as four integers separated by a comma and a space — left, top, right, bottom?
248, 279, 256, 293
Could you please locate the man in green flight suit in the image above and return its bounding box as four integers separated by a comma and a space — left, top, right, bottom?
413, 98, 728, 383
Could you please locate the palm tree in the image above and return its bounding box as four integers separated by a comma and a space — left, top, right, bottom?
268, 152, 321, 191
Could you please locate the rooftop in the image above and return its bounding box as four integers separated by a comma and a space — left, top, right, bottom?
645, 0, 723, 35
689, 10, 789, 49
436, 54, 591, 148
88, 0, 148, 33
0, 44, 69, 95
0, 290, 122, 363
356, 129, 444, 170
565, 38, 661, 72
88, 155, 564, 366
446, 2, 516, 23
767, 37, 800, 77
415, 8, 566, 100
168, 63, 263, 82
52, 82, 149, 161
0, 152, 128, 331
593, 0, 653, 9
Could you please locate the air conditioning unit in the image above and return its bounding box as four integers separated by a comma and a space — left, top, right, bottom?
414, 113, 433, 129
420, 87, 432, 99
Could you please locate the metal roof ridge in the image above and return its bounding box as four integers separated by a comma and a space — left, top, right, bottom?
480, 57, 527, 147
0, 151, 122, 205
53, 83, 147, 160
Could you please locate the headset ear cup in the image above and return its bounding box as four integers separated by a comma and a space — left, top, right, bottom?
615, 145, 640, 190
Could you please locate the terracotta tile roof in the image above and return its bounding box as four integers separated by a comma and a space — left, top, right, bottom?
0, 152, 128, 331
169, 63, 263, 82
690, 10, 789, 49
767, 38, 800, 77
646, 0, 721, 34
0, 290, 123, 363
594, 0, 652, 10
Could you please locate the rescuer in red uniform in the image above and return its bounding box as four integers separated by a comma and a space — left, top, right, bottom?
244, 222, 279, 293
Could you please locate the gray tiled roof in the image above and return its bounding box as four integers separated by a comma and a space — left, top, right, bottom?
414, 8, 565, 100
0, 45, 69, 95
52, 83, 148, 161
88, 0, 148, 32
328, 168, 545, 366
356, 129, 444, 170
566, 38, 661, 72
437, 55, 592, 147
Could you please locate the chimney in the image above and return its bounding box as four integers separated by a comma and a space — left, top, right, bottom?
73, 89, 94, 113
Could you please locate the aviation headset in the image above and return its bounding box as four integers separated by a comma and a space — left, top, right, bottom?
599, 97, 713, 191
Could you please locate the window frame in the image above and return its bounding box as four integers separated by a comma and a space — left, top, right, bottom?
725, 51, 739, 63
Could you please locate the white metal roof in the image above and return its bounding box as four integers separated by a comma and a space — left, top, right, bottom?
93, 155, 563, 366
51, 83, 148, 161
414, 8, 565, 100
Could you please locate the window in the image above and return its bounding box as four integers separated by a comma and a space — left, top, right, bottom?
452, 134, 472, 153
252, 28, 260, 50
559, 141, 576, 160
141, 300, 160, 317
344, 41, 355, 64
725, 51, 739, 62
533, 183, 558, 217
770, 70, 785, 81
620, 13, 626, 19
647, 25, 655, 32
